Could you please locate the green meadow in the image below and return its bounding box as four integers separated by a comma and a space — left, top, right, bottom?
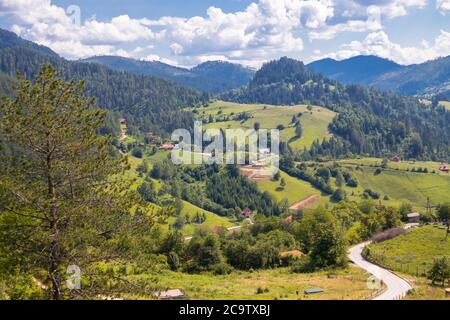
131, 266, 375, 300
256, 170, 321, 206
367, 225, 450, 277
329, 158, 450, 210
197, 100, 337, 150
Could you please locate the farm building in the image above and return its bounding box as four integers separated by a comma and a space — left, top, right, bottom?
156, 289, 186, 300
391, 156, 401, 163
119, 118, 127, 125
439, 164, 449, 172
159, 143, 176, 151
407, 212, 421, 223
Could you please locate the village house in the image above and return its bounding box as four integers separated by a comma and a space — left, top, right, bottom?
119, 118, 127, 125
407, 212, 421, 224
159, 143, 176, 151
391, 156, 401, 163
439, 164, 449, 172
242, 208, 253, 219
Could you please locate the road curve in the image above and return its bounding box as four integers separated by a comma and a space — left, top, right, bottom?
349, 242, 412, 300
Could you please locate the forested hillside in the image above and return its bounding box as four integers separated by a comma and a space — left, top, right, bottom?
0, 29, 58, 57
370, 56, 450, 98
308, 55, 450, 99
222, 57, 450, 161
0, 29, 208, 135
83, 56, 255, 94
307, 55, 402, 85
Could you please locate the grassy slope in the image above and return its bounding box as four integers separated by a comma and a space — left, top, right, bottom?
367, 226, 450, 275
198, 100, 336, 150
165, 201, 235, 236
334, 158, 450, 210
367, 225, 450, 300
135, 266, 375, 300
256, 170, 321, 206
124, 150, 236, 236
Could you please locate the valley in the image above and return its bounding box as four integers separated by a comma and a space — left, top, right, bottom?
0, 26, 449, 302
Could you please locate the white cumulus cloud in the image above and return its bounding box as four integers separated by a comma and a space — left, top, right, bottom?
315, 30, 450, 65
0, 0, 439, 66
436, 0, 450, 14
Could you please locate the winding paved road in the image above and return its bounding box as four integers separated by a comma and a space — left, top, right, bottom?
349, 242, 412, 300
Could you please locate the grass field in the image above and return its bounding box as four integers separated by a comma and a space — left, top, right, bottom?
367, 226, 450, 277
135, 266, 376, 300
366, 225, 450, 300
198, 100, 337, 150
337, 157, 449, 176
124, 151, 238, 236
332, 158, 450, 210
165, 201, 236, 236
256, 170, 322, 206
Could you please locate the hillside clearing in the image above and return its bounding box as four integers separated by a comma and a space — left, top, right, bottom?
133, 266, 375, 300
366, 225, 450, 277
197, 100, 337, 150
255, 170, 321, 206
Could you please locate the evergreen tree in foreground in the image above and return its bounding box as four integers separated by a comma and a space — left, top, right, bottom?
0, 66, 161, 299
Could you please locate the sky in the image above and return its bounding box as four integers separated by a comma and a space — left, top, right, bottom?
0, 0, 450, 68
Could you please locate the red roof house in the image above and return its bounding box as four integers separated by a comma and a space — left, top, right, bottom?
242, 208, 253, 218
159, 143, 176, 150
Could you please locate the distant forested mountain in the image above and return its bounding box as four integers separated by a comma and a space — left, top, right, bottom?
82, 56, 255, 94
308, 55, 450, 99
307, 55, 401, 85
0, 29, 58, 57
222, 57, 450, 161
369, 56, 450, 98
0, 29, 209, 135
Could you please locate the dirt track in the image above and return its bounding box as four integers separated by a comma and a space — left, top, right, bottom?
288, 195, 320, 211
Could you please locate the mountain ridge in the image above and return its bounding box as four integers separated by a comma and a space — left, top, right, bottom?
82, 56, 255, 94
308, 55, 450, 98
0, 29, 208, 135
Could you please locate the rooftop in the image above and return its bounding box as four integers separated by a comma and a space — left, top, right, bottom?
407, 212, 420, 218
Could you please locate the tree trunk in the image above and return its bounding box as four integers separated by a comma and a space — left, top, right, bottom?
47, 142, 62, 300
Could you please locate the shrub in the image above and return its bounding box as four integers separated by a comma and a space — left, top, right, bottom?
346, 178, 358, 188
131, 147, 143, 158
291, 255, 314, 273
427, 257, 450, 286
212, 262, 233, 275
371, 227, 407, 243
332, 189, 346, 202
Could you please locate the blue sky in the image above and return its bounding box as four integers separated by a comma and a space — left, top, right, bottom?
1, 0, 449, 67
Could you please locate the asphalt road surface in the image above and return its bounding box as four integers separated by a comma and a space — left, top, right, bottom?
349, 242, 412, 300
